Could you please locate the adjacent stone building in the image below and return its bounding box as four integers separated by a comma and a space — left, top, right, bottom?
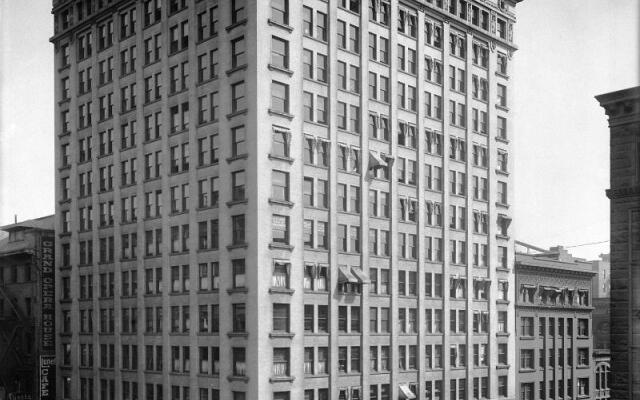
590, 254, 609, 351
515, 244, 596, 400
590, 254, 611, 400
51, 0, 525, 399
0, 215, 55, 400
596, 86, 640, 400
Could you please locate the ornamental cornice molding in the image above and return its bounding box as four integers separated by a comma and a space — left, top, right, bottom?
606, 185, 640, 199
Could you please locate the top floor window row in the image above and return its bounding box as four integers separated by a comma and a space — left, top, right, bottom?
369, 0, 390, 26
398, 8, 417, 38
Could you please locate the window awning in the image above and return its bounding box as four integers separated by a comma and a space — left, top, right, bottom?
305, 264, 316, 277
521, 284, 536, 290
368, 150, 388, 170
351, 267, 370, 284
541, 286, 562, 294
338, 265, 358, 283
498, 213, 513, 227
398, 384, 416, 400
272, 126, 290, 134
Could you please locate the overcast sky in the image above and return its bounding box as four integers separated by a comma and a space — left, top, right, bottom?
0, 0, 638, 259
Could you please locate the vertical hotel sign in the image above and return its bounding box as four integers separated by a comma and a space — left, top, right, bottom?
39, 235, 55, 400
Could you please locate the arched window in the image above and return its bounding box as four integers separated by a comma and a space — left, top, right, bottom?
595, 363, 610, 391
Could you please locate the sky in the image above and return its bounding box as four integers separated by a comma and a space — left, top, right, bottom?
0, 0, 638, 259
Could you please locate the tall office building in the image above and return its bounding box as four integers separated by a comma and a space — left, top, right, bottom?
52, 0, 523, 399
596, 86, 640, 400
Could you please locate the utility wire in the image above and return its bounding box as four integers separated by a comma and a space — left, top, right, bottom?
564, 240, 609, 249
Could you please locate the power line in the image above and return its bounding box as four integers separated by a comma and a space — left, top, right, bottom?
564, 240, 609, 249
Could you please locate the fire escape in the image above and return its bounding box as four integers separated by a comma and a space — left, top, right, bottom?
0, 253, 35, 394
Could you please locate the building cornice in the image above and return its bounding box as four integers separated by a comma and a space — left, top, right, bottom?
401, 0, 520, 51
595, 86, 640, 126
52, 0, 520, 52
515, 303, 595, 312
606, 185, 640, 200
515, 262, 596, 277
50, 0, 131, 44
0, 249, 35, 259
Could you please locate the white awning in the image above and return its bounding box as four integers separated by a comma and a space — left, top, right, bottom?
368, 150, 387, 170
272, 126, 290, 135
351, 267, 370, 284
338, 265, 358, 283
398, 384, 416, 400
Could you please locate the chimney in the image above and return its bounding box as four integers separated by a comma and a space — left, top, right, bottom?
549, 246, 574, 262
14, 214, 17, 224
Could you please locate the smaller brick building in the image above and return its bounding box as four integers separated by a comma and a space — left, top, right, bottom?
514, 244, 595, 400
0, 215, 54, 400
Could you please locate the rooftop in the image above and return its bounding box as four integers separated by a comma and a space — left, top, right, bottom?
515, 242, 596, 275
0, 215, 55, 233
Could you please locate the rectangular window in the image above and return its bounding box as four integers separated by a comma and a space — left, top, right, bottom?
271, 80, 289, 114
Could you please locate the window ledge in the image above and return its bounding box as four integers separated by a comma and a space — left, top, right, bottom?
269, 332, 294, 339
195, 287, 219, 294
304, 290, 330, 295
226, 109, 248, 121
337, 291, 362, 297
227, 375, 249, 383
268, 109, 294, 120
226, 64, 248, 77
496, 364, 510, 370
495, 104, 510, 112
496, 267, 510, 273
269, 287, 295, 295
226, 199, 248, 207
496, 332, 510, 337
226, 154, 249, 164
227, 331, 248, 338
227, 243, 248, 251
495, 71, 509, 80
268, 198, 294, 208
268, 64, 294, 76
495, 202, 510, 209
227, 287, 249, 295
496, 299, 510, 305
269, 376, 294, 383
496, 169, 509, 177
269, 243, 294, 251
496, 234, 510, 241
268, 154, 294, 163
267, 19, 293, 32
225, 19, 248, 33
